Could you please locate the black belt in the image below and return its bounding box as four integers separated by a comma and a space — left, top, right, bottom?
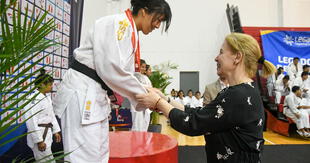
71, 59, 117, 102
38, 123, 53, 142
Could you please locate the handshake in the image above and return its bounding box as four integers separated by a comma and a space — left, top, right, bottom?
136, 87, 167, 111
135, 88, 184, 116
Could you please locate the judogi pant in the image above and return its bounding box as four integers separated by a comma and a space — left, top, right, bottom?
274, 91, 288, 104
31, 145, 54, 163
131, 109, 150, 132
61, 93, 109, 163
284, 109, 310, 129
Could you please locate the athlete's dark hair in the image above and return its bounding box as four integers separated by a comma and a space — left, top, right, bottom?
131, 0, 172, 32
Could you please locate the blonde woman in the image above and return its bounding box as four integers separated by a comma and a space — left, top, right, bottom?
136, 33, 276, 163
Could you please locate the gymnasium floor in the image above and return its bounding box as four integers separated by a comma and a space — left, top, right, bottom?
159, 115, 310, 146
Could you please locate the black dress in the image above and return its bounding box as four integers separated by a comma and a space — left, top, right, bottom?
169, 82, 264, 163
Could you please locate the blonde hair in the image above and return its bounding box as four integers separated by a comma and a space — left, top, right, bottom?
225, 33, 276, 78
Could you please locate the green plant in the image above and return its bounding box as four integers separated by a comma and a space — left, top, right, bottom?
0, 0, 70, 162
149, 61, 178, 124
149, 61, 178, 94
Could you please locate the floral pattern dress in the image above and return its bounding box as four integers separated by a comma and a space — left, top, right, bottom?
169, 82, 264, 163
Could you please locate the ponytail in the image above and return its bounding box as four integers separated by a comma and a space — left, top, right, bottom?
260, 59, 277, 78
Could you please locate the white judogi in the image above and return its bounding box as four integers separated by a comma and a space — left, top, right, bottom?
266, 74, 284, 97
287, 62, 302, 81
293, 77, 310, 98
131, 72, 152, 131
266, 74, 276, 97
184, 96, 194, 107
175, 97, 186, 106
53, 12, 146, 163
191, 97, 203, 108
283, 93, 310, 130
274, 80, 291, 104
24, 90, 60, 163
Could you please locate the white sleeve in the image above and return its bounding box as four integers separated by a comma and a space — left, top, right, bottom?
24, 99, 44, 144
286, 96, 299, 115
93, 17, 146, 110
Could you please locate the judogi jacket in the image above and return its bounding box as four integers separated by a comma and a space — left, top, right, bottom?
24, 91, 60, 148
53, 12, 146, 124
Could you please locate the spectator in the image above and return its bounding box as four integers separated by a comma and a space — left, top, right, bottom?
283, 86, 310, 137
184, 89, 194, 107
175, 90, 185, 105
266, 67, 284, 97
191, 91, 203, 108
287, 57, 302, 82
293, 72, 309, 98
274, 75, 291, 104
203, 76, 228, 106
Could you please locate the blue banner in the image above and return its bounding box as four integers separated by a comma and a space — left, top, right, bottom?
261, 31, 310, 70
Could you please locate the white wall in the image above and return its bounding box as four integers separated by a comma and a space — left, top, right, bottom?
80, 0, 310, 94
283, 0, 310, 27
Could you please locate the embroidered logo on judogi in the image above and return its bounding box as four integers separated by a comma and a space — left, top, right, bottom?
117, 19, 129, 40
85, 101, 91, 111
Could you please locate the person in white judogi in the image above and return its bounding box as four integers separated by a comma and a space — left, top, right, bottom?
184, 89, 194, 107
191, 91, 203, 108
293, 71, 310, 98
266, 67, 284, 96
53, 0, 172, 162
283, 86, 310, 137
287, 57, 302, 82
175, 90, 186, 105
274, 75, 291, 104
24, 70, 61, 163
131, 70, 153, 131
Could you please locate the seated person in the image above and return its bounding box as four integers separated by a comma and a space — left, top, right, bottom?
287, 57, 302, 81
191, 91, 203, 108
175, 90, 185, 105
184, 89, 194, 107
283, 86, 310, 137
274, 75, 291, 104
293, 71, 309, 98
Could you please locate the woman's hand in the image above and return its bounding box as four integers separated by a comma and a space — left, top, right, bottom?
149, 87, 167, 99
136, 88, 161, 109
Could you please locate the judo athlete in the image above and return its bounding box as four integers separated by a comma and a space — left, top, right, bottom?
53, 0, 172, 162
24, 70, 61, 163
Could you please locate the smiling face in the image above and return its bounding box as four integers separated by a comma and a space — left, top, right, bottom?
215, 40, 236, 78
146, 66, 152, 76
140, 63, 147, 74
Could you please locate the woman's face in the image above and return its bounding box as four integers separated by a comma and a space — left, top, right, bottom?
141, 12, 164, 35
146, 67, 152, 76
178, 91, 184, 98
140, 63, 146, 74
215, 41, 236, 77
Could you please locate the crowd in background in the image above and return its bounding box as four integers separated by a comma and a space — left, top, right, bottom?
266, 57, 310, 137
